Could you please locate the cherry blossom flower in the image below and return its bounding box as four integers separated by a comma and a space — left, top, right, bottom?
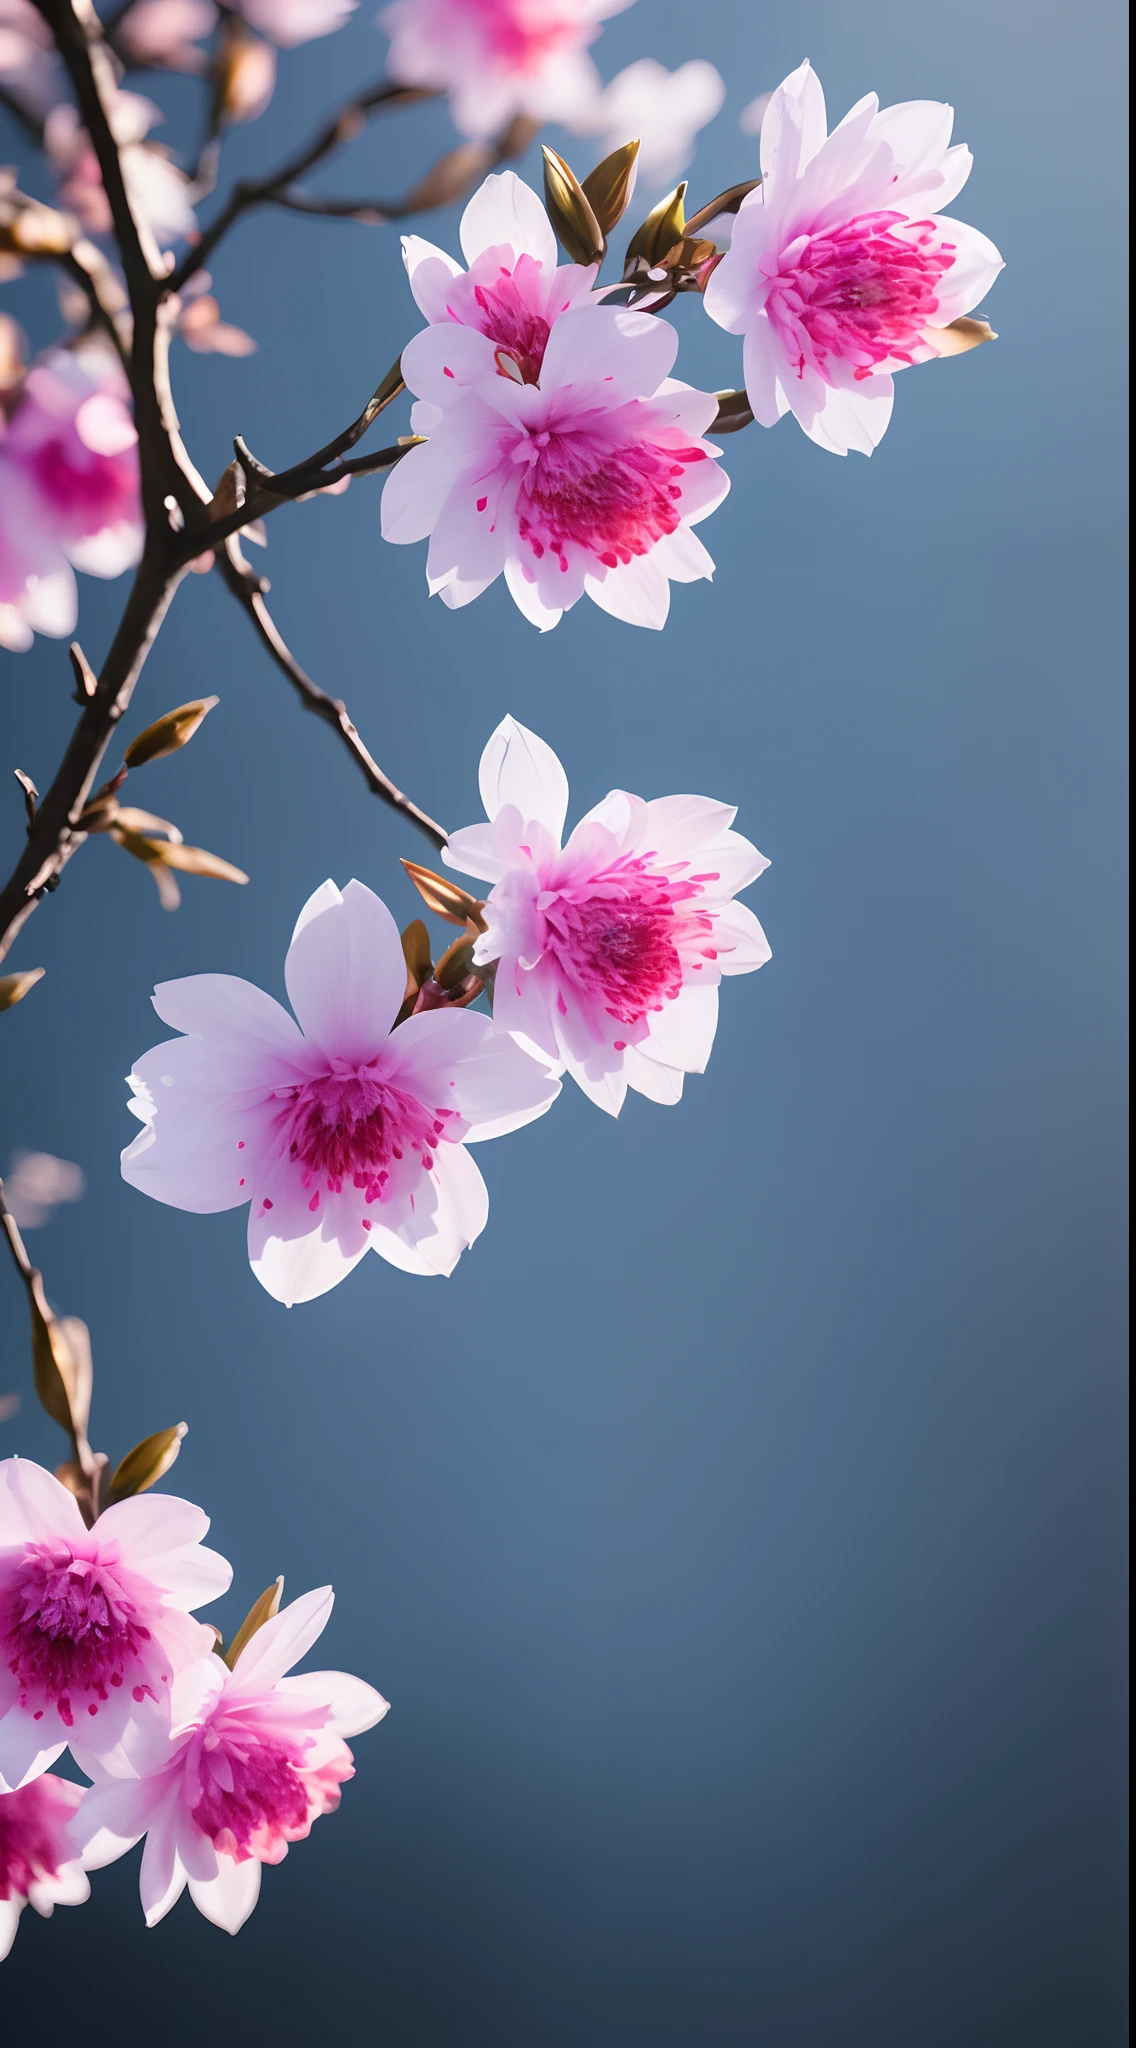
0, 1458, 232, 1793
0, 1776, 90, 1963
567, 57, 725, 187
45, 91, 196, 248
703, 60, 1004, 457
383, 188, 729, 632
400, 171, 597, 380
121, 879, 560, 1304
0, 0, 60, 113
233, 0, 356, 44
443, 717, 771, 1114
116, 0, 218, 72
0, 339, 142, 655
379, 0, 632, 141
71, 1587, 388, 1933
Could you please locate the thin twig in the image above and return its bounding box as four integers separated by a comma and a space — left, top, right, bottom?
219, 540, 448, 851
0, 79, 46, 145
186, 439, 410, 557
170, 80, 434, 291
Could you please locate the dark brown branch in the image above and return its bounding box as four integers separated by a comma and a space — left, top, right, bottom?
185, 438, 411, 558
218, 541, 448, 852
170, 80, 434, 291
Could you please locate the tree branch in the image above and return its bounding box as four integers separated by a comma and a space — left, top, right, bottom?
170, 79, 434, 291
218, 540, 448, 851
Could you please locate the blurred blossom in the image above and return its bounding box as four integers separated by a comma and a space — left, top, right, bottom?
0, 1458, 232, 1793
0, 0, 60, 113
121, 878, 560, 1304
0, 1776, 90, 1963
379, 0, 633, 141
45, 92, 197, 247
384, 172, 729, 631
2, 1149, 86, 1229
176, 271, 257, 354
71, 1587, 387, 1934
704, 60, 1005, 456
215, 22, 278, 124
738, 88, 771, 137
444, 716, 771, 1114
567, 57, 725, 186
0, 337, 143, 653
233, 0, 357, 47
116, 0, 218, 72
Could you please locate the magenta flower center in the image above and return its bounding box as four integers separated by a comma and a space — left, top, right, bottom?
25, 432, 135, 534
0, 1544, 154, 1727
540, 855, 709, 1025
0, 1781, 70, 1900
467, 0, 587, 75
767, 211, 954, 380
183, 1708, 352, 1862
510, 422, 707, 572
471, 271, 551, 384
278, 1061, 459, 1204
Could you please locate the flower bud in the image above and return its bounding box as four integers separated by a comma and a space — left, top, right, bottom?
123, 695, 220, 768
541, 146, 606, 266
107, 1423, 188, 1504
223, 1578, 284, 1671
0, 968, 44, 1012
581, 139, 640, 238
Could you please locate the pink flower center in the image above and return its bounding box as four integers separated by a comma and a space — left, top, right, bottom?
539, 853, 708, 1026
510, 420, 707, 573
465, 0, 589, 76
184, 1708, 351, 1863
0, 1780, 70, 1901
277, 1061, 459, 1204
471, 270, 550, 384
766, 211, 954, 380
0, 1545, 154, 1727
25, 430, 136, 535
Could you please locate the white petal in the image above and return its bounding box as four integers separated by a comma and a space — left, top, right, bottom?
639, 795, 737, 858
760, 59, 828, 186
652, 524, 716, 585
231, 1585, 334, 1687
0, 1899, 24, 1960
931, 216, 1005, 322
94, 1497, 231, 1606
400, 321, 499, 405
150, 973, 303, 1053
622, 1045, 684, 1104
742, 318, 793, 429
0, 1456, 86, 1548
413, 1141, 488, 1272
381, 434, 468, 544
188, 1855, 262, 1934
713, 899, 772, 975
586, 550, 671, 631
68, 1777, 166, 1869
121, 1043, 278, 1215
441, 821, 512, 884
275, 1671, 390, 1737
639, 984, 720, 1073
140, 1804, 186, 1927
477, 715, 570, 838
19, 568, 78, 638
402, 232, 463, 321
459, 171, 556, 271
284, 879, 405, 1060
503, 556, 563, 632
566, 1060, 627, 1117
247, 1157, 370, 1307
539, 303, 678, 402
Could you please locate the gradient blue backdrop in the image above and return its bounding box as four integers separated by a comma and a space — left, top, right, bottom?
2, 1, 1128, 2040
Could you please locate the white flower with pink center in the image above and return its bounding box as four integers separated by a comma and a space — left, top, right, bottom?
0, 340, 143, 653
401, 172, 598, 386
0, 1775, 90, 1962
703, 60, 1004, 457
0, 1459, 232, 1793
379, 0, 632, 141
120, 878, 560, 1305
444, 717, 771, 1114
71, 1587, 387, 1934
383, 198, 729, 632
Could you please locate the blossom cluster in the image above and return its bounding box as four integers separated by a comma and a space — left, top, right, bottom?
0, 1456, 386, 1954
121, 714, 770, 1301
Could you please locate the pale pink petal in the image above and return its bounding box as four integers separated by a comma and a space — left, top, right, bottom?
565, 1059, 627, 1117
458, 170, 556, 271
640, 795, 738, 857
441, 822, 513, 883
713, 899, 772, 975
930, 217, 1004, 322
381, 434, 469, 544
622, 1045, 684, 1104
246, 1157, 369, 1307
477, 714, 570, 837
68, 1776, 167, 1868
538, 304, 678, 403
639, 983, 720, 1072
150, 973, 304, 1054
275, 1671, 390, 1737
0, 1708, 66, 1793
188, 1853, 261, 1933
400, 321, 500, 406
284, 879, 405, 1060
93, 1493, 207, 1563
412, 1139, 488, 1272
503, 557, 563, 632
0, 1457, 87, 1548
760, 59, 828, 186
586, 549, 671, 630
231, 1585, 333, 1687
742, 318, 793, 429
139, 1800, 186, 1927
0, 1899, 21, 1958
121, 1047, 279, 1214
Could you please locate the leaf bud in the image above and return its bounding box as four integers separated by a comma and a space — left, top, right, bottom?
581, 140, 640, 237
123, 697, 220, 769
542, 147, 606, 266
107, 1423, 188, 1505
0, 968, 45, 1012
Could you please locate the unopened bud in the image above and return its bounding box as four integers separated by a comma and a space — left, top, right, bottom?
542, 146, 606, 267
107, 1423, 188, 1504
123, 697, 220, 768
0, 968, 45, 1013
624, 183, 687, 274
581, 140, 640, 238
223, 1578, 284, 1671
401, 858, 487, 931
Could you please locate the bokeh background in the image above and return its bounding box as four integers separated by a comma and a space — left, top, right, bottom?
2, 1, 1128, 2041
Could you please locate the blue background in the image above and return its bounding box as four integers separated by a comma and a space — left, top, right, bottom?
2, 1, 1127, 2040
